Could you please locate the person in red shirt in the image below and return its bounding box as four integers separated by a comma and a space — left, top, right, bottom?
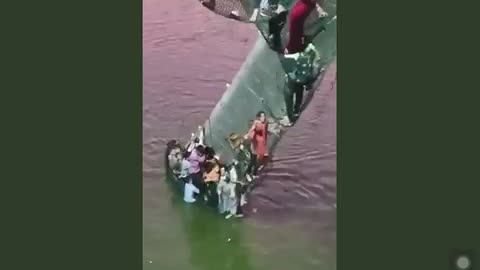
263, 0, 327, 54
286, 0, 314, 53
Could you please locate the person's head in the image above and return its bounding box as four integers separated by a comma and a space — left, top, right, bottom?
224, 165, 232, 181
232, 159, 239, 166
204, 160, 215, 174
256, 111, 266, 123
205, 146, 215, 160
166, 140, 177, 148
169, 147, 181, 160
195, 145, 205, 156
183, 151, 191, 159
228, 133, 242, 149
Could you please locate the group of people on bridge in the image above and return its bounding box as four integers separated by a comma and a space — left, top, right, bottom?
168, 111, 279, 219
199, 0, 328, 125
166, 0, 332, 215
199, 0, 328, 55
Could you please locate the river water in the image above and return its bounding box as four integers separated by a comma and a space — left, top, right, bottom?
143, 0, 336, 269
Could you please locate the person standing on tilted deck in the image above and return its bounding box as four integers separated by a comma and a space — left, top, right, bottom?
217, 165, 238, 219
245, 111, 268, 178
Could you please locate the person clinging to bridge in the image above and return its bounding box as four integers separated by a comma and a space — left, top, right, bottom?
284, 0, 328, 55
187, 145, 206, 199
203, 153, 221, 204
257, 0, 328, 53
244, 111, 268, 178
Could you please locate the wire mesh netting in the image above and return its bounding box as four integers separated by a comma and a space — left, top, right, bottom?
198, 0, 335, 54
198, 0, 254, 21
197, 0, 294, 22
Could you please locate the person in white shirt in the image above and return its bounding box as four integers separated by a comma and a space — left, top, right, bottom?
178, 153, 191, 182
217, 167, 231, 214
217, 165, 238, 219
174, 152, 191, 193
184, 178, 200, 203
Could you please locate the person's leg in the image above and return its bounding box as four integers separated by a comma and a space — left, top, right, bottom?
250, 153, 258, 176
253, 158, 260, 176
267, 10, 288, 52
240, 184, 248, 206
180, 177, 189, 193
235, 201, 244, 217
284, 83, 295, 122
191, 173, 200, 189
192, 172, 205, 198
256, 154, 265, 172
201, 180, 208, 202
225, 197, 237, 219
208, 182, 218, 207
235, 183, 244, 217
247, 153, 255, 175
204, 182, 211, 200
293, 85, 304, 116
219, 194, 226, 214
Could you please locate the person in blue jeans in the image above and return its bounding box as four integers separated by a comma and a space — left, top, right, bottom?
184, 178, 200, 203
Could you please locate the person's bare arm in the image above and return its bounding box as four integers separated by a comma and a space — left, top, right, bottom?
244, 121, 256, 140
198, 126, 205, 145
